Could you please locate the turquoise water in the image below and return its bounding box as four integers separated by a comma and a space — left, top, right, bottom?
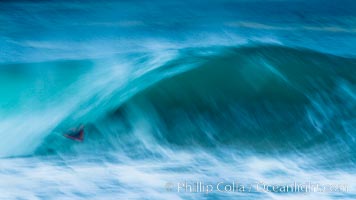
0, 1, 356, 199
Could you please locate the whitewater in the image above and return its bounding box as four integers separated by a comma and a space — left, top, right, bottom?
0, 1, 356, 200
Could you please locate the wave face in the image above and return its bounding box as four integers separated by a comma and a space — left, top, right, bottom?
31, 45, 356, 161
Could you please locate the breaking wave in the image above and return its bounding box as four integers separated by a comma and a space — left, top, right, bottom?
2, 45, 355, 163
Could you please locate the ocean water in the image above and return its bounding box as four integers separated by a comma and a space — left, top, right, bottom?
0, 1, 356, 200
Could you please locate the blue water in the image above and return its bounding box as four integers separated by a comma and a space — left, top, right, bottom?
0, 1, 356, 200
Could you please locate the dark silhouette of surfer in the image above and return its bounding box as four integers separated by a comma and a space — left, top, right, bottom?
64, 125, 85, 142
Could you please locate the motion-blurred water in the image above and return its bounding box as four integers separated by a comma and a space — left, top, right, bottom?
0, 1, 356, 199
